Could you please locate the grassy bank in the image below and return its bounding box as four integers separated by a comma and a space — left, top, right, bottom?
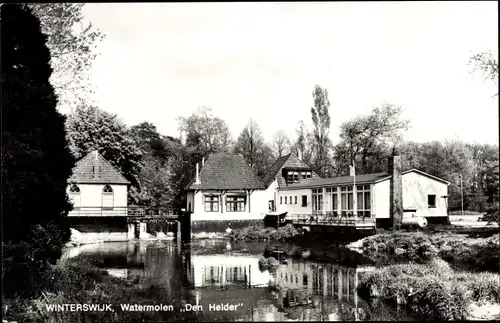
357, 258, 500, 320
349, 228, 500, 320
2, 257, 200, 323
229, 223, 299, 242
354, 230, 499, 272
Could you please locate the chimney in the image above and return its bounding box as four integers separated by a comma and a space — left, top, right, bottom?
297, 150, 303, 161
195, 163, 200, 184
92, 150, 100, 179
388, 148, 403, 228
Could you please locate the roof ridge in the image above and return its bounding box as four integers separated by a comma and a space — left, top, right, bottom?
95, 151, 131, 184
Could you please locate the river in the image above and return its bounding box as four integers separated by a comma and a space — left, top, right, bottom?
63, 239, 412, 321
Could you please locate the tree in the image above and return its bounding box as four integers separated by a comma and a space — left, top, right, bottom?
335, 103, 409, 174
65, 105, 142, 203
1, 3, 75, 296
272, 130, 291, 158
134, 154, 174, 208
28, 3, 104, 111
233, 119, 275, 176
177, 106, 233, 156
469, 50, 499, 97
310, 85, 332, 177
130, 121, 177, 163
291, 120, 314, 166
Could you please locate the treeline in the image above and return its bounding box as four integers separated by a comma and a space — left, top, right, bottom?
64, 88, 498, 213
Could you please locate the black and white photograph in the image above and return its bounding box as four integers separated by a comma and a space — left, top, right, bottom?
1, 2, 499, 322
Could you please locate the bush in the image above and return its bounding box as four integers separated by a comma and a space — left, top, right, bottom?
455, 272, 500, 304
258, 257, 280, 273
357, 262, 490, 321
230, 224, 299, 241
482, 205, 500, 224
409, 276, 470, 320
3, 257, 201, 323
359, 232, 439, 265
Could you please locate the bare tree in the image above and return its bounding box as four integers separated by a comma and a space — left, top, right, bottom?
335, 103, 410, 174
28, 3, 105, 111
272, 130, 291, 158
469, 51, 499, 97
233, 119, 274, 176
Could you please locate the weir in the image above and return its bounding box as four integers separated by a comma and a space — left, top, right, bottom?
68, 207, 192, 243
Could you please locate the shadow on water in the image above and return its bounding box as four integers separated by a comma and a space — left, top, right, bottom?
63, 239, 414, 321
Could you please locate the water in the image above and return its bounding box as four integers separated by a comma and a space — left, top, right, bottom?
63, 239, 408, 321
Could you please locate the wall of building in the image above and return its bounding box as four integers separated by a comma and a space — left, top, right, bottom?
373, 180, 390, 219
67, 183, 128, 216
276, 188, 312, 214
191, 189, 269, 221
402, 172, 448, 218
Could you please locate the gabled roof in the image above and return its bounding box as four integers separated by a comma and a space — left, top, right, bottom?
69, 150, 130, 185
280, 168, 451, 190
283, 173, 390, 190
185, 153, 266, 190
261, 153, 320, 188
401, 169, 451, 185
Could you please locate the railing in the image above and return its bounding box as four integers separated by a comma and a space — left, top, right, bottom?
287, 211, 376, 227
67, 206, 180, 217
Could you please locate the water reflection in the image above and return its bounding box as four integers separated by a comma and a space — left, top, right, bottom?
64, 240, 400, 321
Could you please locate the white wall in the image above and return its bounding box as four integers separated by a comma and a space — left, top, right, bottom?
67, 183, 128, 216
276, 188, 312, 214
402, 172, 448, 218
191, 255, 272, 288
191, 189, 269, 221
374, 180, 390, 219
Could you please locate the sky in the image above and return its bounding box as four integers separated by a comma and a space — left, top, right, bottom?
81, 1, 499, 146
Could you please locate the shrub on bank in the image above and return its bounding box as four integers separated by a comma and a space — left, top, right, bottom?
3, 257, 200, 323
258, 257, 280, 273
357, 260, 499, 321
229, 224, 299, 242
358, 231, 499, 272
360, 232, 439, 265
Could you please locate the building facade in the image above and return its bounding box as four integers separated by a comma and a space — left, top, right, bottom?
184, 153, 269, 232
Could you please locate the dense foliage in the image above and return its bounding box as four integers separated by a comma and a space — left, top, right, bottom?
1, 3, 75, 296
357, 259, 500, 321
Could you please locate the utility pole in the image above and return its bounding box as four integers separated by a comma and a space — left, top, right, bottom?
460, 175, 464, 216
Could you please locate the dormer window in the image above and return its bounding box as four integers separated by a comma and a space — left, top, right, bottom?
287, 171, 299, 184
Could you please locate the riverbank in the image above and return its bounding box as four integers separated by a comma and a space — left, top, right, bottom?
347, 227, 500, 320
2, 257, 201, 323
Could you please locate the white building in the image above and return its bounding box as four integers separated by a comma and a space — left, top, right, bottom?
185, 153, 270, 231
277, 153, 450, 226
67, 150, 130, 216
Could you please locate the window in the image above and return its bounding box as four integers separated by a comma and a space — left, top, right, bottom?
204, 195, 219, 212
102, 185, 114, 210
287, 171, 299, 183
294, 196, 297, 204
280, 196, 282, 204
301, 195, 307, 207
301, 172, 307, 180
337, 185, 371, 217
306, 172, 312, 179
332, 194, 338, 211
428, 195, 436, 208
226, 196, 245, 212
303, 274, 309, 286
69, 184, 81, 210
285, 196, 288, 204
312, 189, 323, 211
